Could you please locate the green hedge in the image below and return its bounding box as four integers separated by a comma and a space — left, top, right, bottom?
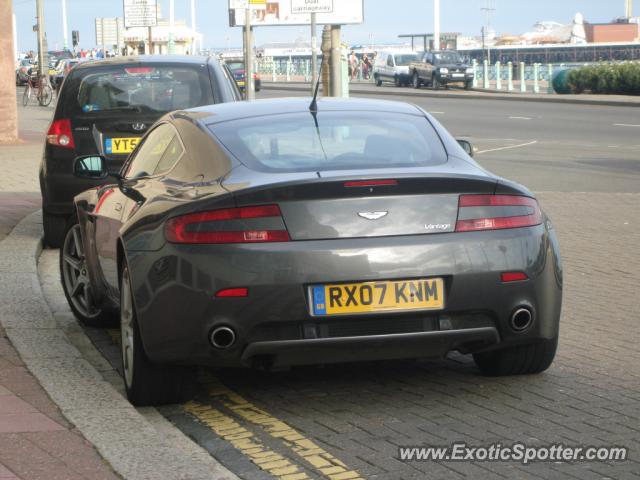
567, 63, 640, 95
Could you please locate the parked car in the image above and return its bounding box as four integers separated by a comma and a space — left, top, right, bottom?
40, 55, 241, 248
224, 58, 261, 92
373, 51, 418, 87
410, 51, 474, 90
51, 58, 88, 91
15, 59, 34, 85
62, 96, 562, 406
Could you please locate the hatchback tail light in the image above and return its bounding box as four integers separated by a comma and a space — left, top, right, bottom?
46, 119, 75, 149
165, 205, 290, 244
455, 195, 542, 232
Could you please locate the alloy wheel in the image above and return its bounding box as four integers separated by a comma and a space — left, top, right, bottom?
120, 267, 135, 389
61, 224, 100, 319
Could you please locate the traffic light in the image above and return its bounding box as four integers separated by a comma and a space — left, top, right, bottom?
72, 30, 79, 47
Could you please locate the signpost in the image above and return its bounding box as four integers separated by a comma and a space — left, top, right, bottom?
95, 17, 124, 54
123, 0, 157, 27
228, 0, 362, 27
229, 0, 363, 99
123, 0, 157, 54
291, 0, 333, 14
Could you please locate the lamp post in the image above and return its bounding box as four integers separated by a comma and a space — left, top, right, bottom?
62, 0, 68, 50
433, 0, 440, 51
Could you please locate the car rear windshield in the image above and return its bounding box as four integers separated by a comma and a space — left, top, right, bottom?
74, 65, 213, 114
395, 54, 417, 66
209, 111, 447, 173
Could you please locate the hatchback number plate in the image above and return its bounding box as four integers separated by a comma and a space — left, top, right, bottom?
309, 278, 444, 316
105, 137, 140, 155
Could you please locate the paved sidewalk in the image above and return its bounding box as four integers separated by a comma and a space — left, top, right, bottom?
0, 107, 121, 479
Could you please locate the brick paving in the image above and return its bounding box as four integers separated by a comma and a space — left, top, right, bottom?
0, 103, 120, 479
201, 192, 640, 480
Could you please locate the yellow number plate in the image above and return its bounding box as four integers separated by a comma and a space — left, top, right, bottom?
309, 278, 444, 316
105, 137, 140, 155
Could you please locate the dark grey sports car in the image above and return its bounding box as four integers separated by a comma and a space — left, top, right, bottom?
61, 97, 562, 406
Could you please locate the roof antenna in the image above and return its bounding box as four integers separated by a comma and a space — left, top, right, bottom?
309, 61, 323, 113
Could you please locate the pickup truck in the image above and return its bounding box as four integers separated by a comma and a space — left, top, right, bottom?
409, 51, 474, 90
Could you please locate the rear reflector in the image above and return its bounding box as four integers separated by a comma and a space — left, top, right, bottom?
46, 119, 75, 149
501, 271, 529, 283
165, 205, 290, 244
344, 179, 398, 188
455, 195, 542, 232
215, 288, 249, 298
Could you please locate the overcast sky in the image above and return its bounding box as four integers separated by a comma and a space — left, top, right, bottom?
12, 0, 625, 52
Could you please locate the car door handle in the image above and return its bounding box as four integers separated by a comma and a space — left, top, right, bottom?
115, 203, 122, 212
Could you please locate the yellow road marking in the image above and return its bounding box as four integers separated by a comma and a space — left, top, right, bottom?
184, 401, 311, 479
195, 371, 363, 480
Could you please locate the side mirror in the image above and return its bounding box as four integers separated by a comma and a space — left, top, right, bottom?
457, 139, 475, 157
73, 155, 108, 179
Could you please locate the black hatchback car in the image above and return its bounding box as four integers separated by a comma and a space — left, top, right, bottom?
40, 55, 241, 247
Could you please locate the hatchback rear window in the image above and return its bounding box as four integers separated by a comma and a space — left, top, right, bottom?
209, 112, 447, 173
75, 65, 213, 114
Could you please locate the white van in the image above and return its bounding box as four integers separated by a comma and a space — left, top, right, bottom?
373, 51, 419, 87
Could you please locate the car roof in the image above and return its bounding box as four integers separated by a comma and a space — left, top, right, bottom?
180, 97, 423, 126
74, 55, 214, 71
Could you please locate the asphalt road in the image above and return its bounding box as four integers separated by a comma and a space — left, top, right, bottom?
258, 87, 640, 193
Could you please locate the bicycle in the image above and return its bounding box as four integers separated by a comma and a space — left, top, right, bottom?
22, 73, 53, 107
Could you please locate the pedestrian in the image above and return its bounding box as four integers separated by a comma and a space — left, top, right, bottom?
362, 53, 372, 80
349, 51, 358, 81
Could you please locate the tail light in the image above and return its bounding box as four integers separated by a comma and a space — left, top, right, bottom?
455, 195, 542, 232
46, 119, 75, 149
165, 205, 290, 244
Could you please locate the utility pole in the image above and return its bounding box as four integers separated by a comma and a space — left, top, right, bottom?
310, 12, 318, 93
433, 0, 440, 51
243, 8, 255, 100
481, 0, 495, 64
61, 0, 68, 50
190, 0, 196, 54
626, 0, 633, 18
36, 0, 47, 78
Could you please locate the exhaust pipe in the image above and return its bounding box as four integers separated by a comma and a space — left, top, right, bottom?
210, 326, 236, 349
509, 307, 533, 332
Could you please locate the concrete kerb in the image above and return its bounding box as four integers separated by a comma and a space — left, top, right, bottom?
262, 82, 640, 108
0, 210, 238, 480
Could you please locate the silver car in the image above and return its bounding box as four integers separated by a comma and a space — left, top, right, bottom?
374, 51, 419, 87
64, 97, 562, 406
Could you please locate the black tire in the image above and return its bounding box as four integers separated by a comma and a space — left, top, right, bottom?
432, 75, 440, 90
60, 222, 116, 327
375, 75, 382, 87
43, 210, 68, 248
464, 80, 472, 90
38, 84, 53, 107
412, 71, 421, 89
120, 262, 192, 406
473, 337, 558, 376
394, 76, 402, 87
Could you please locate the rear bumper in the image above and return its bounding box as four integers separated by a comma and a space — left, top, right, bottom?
243, 327, 499, 367
127, 224, 562, 368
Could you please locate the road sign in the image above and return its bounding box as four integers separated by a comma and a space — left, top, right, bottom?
123, 0, 157, 28
291, 0, 333, 14
229, 0, 362, 26
95, 17, 125, 48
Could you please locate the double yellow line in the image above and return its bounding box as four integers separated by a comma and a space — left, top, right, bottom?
185, 372, 362, 480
